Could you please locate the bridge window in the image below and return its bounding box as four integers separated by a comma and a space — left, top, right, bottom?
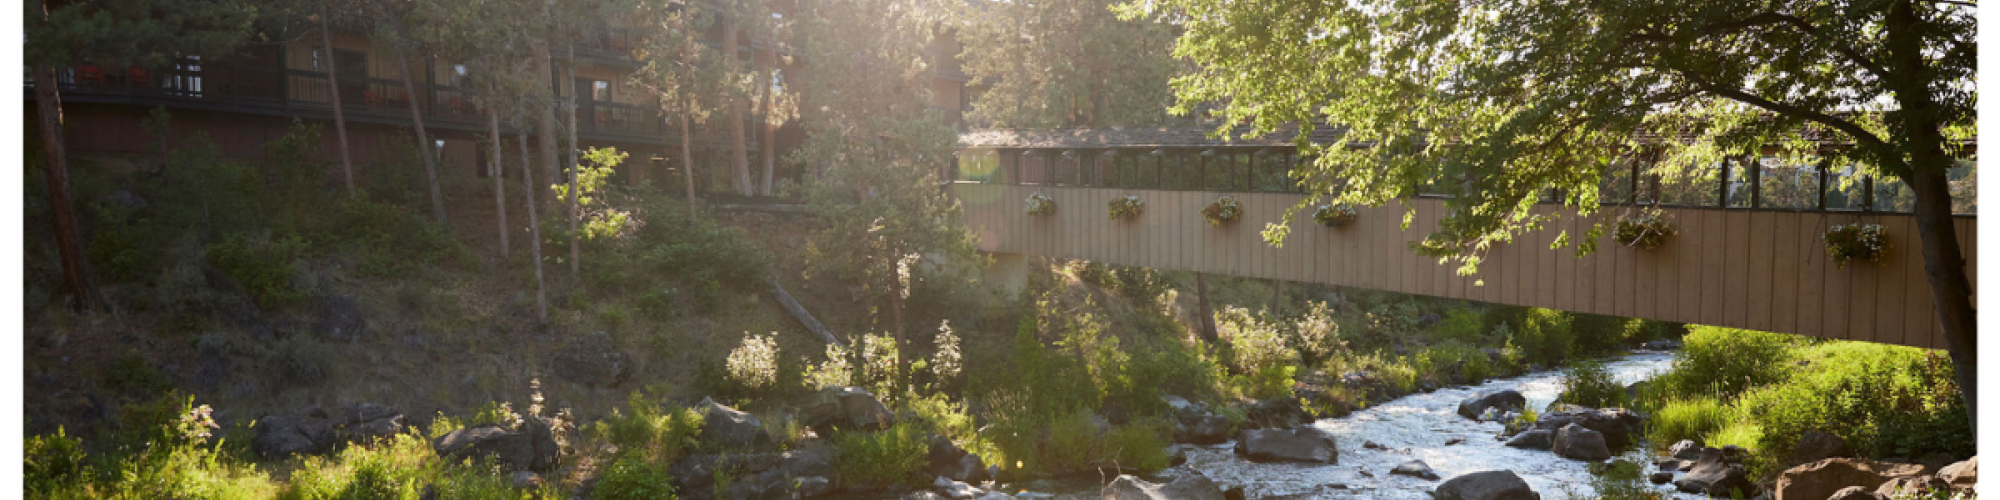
1824, 164, 1869, 210
1657, 160, 1721, 207
1757, 158, 1820, 210
1872, 176, 1916, 213
1601, 158, 1635, 205
1950, 158, 1976, 214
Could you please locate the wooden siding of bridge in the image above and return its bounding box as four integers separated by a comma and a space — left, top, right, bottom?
953, 184, 1974, 349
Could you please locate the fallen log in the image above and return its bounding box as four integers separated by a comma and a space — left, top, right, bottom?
771, 276, 843, 347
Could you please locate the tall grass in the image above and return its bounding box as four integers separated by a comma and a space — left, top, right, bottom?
1647, 396, 1731, 448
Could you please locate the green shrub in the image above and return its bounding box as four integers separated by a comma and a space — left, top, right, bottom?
1215, 306, 1295, 374
1570, 313, 1634, 354
1428, 308, 1486, 344
105, 351, 176, 397
1102, 420, 1171, 472
1656, 326, 1796, 400
1734, 343, 1970, 465
320, 198, 469, 277
26, 427, 88, 497
592, 453, 679, 500
205, 232, 309, 309
1511, 308, 1575, 365
594, 392, 704, 463
831, 423, 929, 487
268, 336, 335, 391
1648, 396, 1731, 449
1584, 458, 1663, 500
1556, 360, 1627, 409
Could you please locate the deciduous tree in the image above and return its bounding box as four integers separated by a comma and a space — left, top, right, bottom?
1136, 0, 1978, 423
955, 0, 1179, 128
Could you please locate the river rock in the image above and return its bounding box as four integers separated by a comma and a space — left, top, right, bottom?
1791, 431, 1850, 465
1775, 458, 1927, 500
1938, 456, 1977, 492
1391, 459, 1440, 480
696, 398, 770, 449
1675, 447, 1753, 497
1433, 470, 1539, 500
1234, 426, 1338, 464
1655, 459, 1684, 471
1642, 340, 1682, 351
1244, 398, 1311, 429
936, 476, 983, 500
1649, 472, 1673, 484
1826, 486, 1887, 500
799, 386, 897, 431
1504, 429, 1554, 450
1669, 440, 1704, 460
1553, 424, 1611, 461
1875, 476, 1949, 497
432, 419, 560, 472
334, 403, 406, 445
1531, 407, 1646, 448
1101, 474, 1225, 500
1182, 414, 1232, 444
1456, 390, 1525, 420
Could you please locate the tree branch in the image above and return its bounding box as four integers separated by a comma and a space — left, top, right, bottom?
1690, 12, 1889, 80
1671, 68, 1909, 177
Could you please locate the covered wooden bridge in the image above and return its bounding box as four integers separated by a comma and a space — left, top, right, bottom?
948, 127, 1977, 349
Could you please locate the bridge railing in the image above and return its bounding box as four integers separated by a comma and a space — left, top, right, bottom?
952, 146, 1977, 216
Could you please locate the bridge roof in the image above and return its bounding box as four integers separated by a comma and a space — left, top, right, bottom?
959, 125, 1349, 149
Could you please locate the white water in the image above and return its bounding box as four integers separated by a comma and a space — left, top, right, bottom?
1141, 351, 1700, 500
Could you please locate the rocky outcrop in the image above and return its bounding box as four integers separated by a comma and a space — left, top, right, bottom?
1434, 471, 1539, 500
1456, 390, 1525, 420
1391, 460, 1440, 480
1530, 407, 1646, 449
1669, 440, 1704, 460
1163, 396, 1234, 444
696, 398, 770, 449
1101, 474, 1225, 500
1775, 458, 1927, 500
253, 413, 334, 458
798, 386, 896, 431
674, 446, 836, 500
432, 419, 561, 472
252, 404, 407, 459
1875, 476, 1949, 497
1503, 429, 1553, 450
1552, 424, 1610, 461
1243, 398, 1311, 429
935, 476, 983, 500
1675, 447, 1753, 497
1233, 426, 1338, 464
1937, 457, 1977, 493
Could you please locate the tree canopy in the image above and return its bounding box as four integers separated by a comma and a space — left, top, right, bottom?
955, 0, 1181, 128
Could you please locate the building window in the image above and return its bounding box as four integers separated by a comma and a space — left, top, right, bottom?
592, 80, 611, 101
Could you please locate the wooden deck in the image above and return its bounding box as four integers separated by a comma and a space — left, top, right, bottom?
952, 184, 1974, 349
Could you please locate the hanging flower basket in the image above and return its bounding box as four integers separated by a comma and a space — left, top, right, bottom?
1025, 192, 1057, 216
1613, 210, 1677, 250
1825, 223, 1889, 268
1313, 203, 1357, 227
1108, 195, 1145, 220
1201, 195, 1242, 226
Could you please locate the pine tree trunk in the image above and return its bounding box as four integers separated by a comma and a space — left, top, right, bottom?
723, 11, 752, 196
33, 64, 105, 313
390, 44, 447, 224
1195, 272, 1218, 345
318, 6, 356, 198
565, 41, 581, 278
538, 49, 560, 211
488, 110, 510, 256
681, 110, 699, 222
519, 127, 549, 324
757, 62, 776, 196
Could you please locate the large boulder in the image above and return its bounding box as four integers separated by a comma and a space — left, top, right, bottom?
1233, 426, 1338, 464
1504, 429, 1554, 450
252, 414, 334, 459
1937, 457, 1977, 493
696, 398, 770, 449
1775, 458, 1928, 500
1669, 440, 1704, 461
1791, 431, 1850, 465
1456, 390, 1526, 420
1675, 447, 1754, 497
1180, 415, 1232, 445
927, 435, 988, 482
1434, 471, 1539, 500
1531, 407, 1646, 449
432, 419, 561, 472
1875, 476, 1950, 498
1552, 424, 1611, 461
1101, 474, 1225, 500
935, 476, 984, 500
798, 386, 896, 431
333, 403, 406, 445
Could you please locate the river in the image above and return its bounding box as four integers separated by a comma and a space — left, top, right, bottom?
997, 351, 1697, 500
